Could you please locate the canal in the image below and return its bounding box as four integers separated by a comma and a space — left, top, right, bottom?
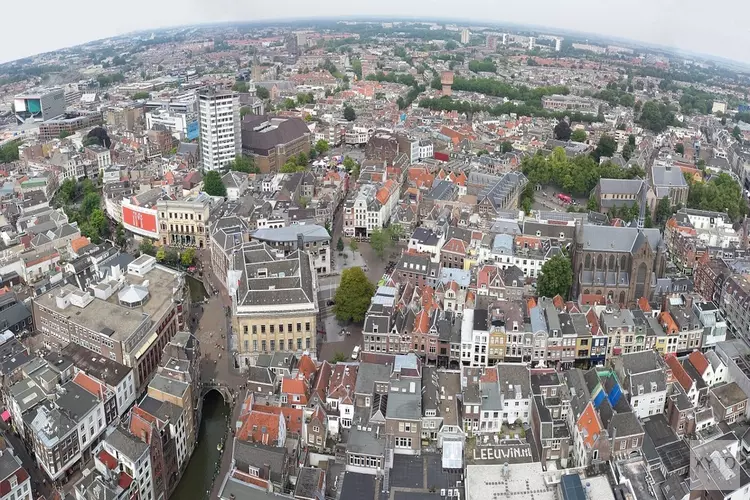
170, 391, 230, 500
186, 274, 209, 303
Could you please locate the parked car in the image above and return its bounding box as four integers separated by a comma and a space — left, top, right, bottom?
351, 346, 361, 359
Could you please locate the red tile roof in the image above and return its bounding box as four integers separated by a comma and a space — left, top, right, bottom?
74, 372, 105, 400
252, 404, 303, 435
98, 450, 118, 470
236, 410, 281, 445
666, 355, 694, 392
118, 472, 133, 490
297, 354, 317, 382
70, 236, 91, 253
577, 402, 603, 448
0, 468, 27, 497
688, 351, 710, 376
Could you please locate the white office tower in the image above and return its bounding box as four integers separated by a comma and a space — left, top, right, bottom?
198, 88, 241, 171
528, 37, 535, 50
461, 29, 470, 44
555, 38, 562, 52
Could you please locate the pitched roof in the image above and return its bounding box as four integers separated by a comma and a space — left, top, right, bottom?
666, 356, 694, 392
297, 354, 317, 382
687, 351, 709, 376
577, 401, 603, 449
251, 404, 303, 435
236, 409, 281, 445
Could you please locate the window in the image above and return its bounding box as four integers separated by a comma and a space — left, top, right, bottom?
313, 426, 319, 433
252, 325, 257, 334
395, 437, 412, 448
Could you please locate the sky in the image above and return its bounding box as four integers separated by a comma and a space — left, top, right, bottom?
1, 0, 749, 65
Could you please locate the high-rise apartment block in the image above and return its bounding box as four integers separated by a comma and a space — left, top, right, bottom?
198, 88, 240, 171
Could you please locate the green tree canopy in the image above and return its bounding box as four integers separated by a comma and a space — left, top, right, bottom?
638, 100, 675, 133
343, 105, 356, 121
139, 239, 156, 256
593, 134, 617, 161
232, 81, 249, 93
337, 237, 344, 252
131, 91, 150, 100
0, 140, 22, 164
553, 120, 571, 141
315, 140, 329, 155
654, 196, 672, 227
537, 254, 573, 299
369, 228, 392, 259
334, 267, 375, 323
500, 141, 513, 153
521, 148, 644, 197
675, 143, 685, 155
571, 129, 587, 142
181, 248, 196, 266
686, 172, 747, 221
156, 247, 166, 262
255, 86, 270, 99
202, 170, 227, 197
227, 155, 259, 174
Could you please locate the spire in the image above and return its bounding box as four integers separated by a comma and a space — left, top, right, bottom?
637, 178, 649, 230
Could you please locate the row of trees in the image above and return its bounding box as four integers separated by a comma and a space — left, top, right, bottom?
430, 76, 569, 104
280, 152, 311, 173
365, 71, 418, 87
156, 246, 196, 267
419, 96, 602, 123
521, 147, 645, 197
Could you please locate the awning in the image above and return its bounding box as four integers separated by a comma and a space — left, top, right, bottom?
1, 410, 11, 422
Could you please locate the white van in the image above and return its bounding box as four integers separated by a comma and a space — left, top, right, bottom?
351, 346, 361, 359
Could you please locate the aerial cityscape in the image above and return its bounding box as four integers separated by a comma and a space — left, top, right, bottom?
0, 12, 750, 500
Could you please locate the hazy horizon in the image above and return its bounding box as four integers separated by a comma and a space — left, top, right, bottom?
2, 1, 748, 66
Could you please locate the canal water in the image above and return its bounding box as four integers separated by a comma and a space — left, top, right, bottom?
170, 391, 230, 500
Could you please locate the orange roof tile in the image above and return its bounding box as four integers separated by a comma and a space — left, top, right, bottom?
577, 402, 603, 448
552, 295, 565, 309
297, 355, 317, 381
129, 412, 153, 445
251, 404, 303, 435
666, 355, 694, 392
70, 236, 91, 253
637, 297, 652, 313
659, 312, 679, 335
687, 351, 709, 376
236, 410, 281, 444
73, 372, 105, 400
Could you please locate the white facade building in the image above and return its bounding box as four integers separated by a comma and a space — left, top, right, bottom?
198, 88, 240, 171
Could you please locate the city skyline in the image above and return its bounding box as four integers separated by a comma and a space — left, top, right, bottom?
1, 0, 749, 66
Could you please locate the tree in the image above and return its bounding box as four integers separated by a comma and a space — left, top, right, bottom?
349, 238, 358, 254
232, 81, 249, 93
333, 267, 376, 323
115, 223, 126, 248
553, 120, 571, 141
655, 196, 672, 226
571, 129, 587, 142
343, 105, 356, 121
256, 86, 270, 99
240, 107, 252, 118
628, 135, 636, 147
81, 192, 101, 217
622, 143, 635, 161
315, 140, 330, 155
343, 156, 356, 172
587, 193, 599, 212
140, 239, 156, 256
202, 170, 227, 197
57, 178, 77, 205
296, 152, 308, 166
593, 134, 617, 161
332, 352, 347, 363
280, 162, 305, 173
156, 247, 166, 262
89, 209, 108, 236
536, 254, 573, 299
181, 248, 196, 267
638, 100, 675, 133
58, 130, 73, 140
675, 143, 685, 155
370, 228, 394, 259
337, 237, 345, 252
82, 136, 101, 148
0, 140, 20, 164
500, 141, 513, 153
227, 155, 259, 174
